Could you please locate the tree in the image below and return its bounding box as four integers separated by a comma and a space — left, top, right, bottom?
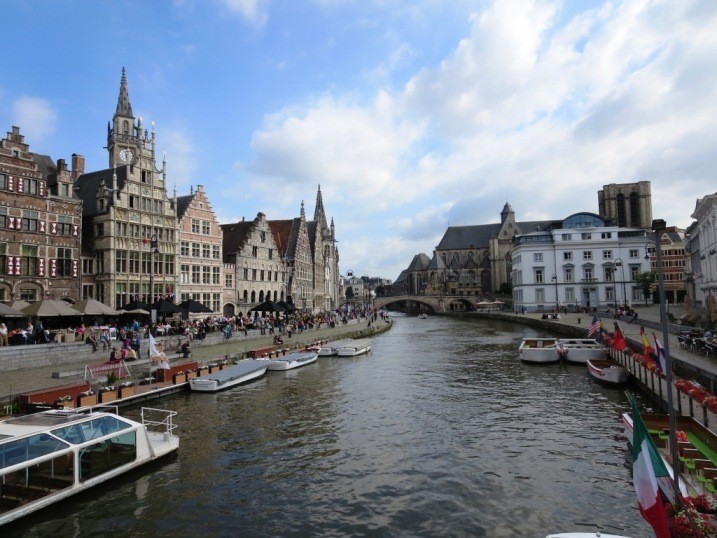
375, 285, 386, 297
635, 271, 656, 305
345, 287, 354, 300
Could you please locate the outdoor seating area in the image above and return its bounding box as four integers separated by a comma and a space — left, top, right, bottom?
678, 329, 717, 360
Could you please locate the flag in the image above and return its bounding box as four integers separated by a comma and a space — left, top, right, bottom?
653, 333, 667, 373
641, 327, 654, 358
630, 397, 671, 538
587, 315, 601, 337
612, 321, 627, 351
149, 333, 170, 370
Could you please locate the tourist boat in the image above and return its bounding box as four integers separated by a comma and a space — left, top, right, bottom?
336, 338, 372, 357
266, 350, 319, 371
621, 412, 715, 503
418, 313, 428, 319
189, 360, 269, 392
318, 339, 352, 356
557, 338, 606, 364
586, 357, 630, 386
0, 406, 178, 525
517, 337, 561, 364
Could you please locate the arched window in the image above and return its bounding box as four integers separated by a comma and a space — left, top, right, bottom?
243, 290, 248, 303
122, 120, 129, 134
259, 290, 264, 302
251, 290, 256, 303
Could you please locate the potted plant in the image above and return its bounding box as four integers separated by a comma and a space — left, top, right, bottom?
77, 390, 97, 407
54, 395, 74, 408
98, 385, 118, 403
173, 370, 187, 384
119, 381, 135, 398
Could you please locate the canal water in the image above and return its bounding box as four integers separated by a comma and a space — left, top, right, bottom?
8, 314, 654, 537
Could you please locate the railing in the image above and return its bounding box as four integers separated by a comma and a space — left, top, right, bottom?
141, 407, 178, 436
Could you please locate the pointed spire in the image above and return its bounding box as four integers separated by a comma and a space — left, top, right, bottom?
115, 67, 134, 118
300, 200, 306, 220
314, 184, 328, 228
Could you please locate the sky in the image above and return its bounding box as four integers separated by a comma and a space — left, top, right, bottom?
2, 0, 716, 282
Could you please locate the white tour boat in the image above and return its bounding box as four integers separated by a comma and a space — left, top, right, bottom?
586, 357, 630, 386
557, 338, 606, 364
337, 338, 372, 357
518, 337, 561, 364
266, 350, 319, 371
318, 340, 353, 356
189, 360, 269, 392
0, 406, 178, 525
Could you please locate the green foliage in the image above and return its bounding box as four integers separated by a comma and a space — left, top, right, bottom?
345, 287, 354, 300
499, 282, 513, 294
635, 271, 656, 305
107, 371, 117, 385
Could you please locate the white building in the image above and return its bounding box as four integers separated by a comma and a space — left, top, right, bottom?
691, 193, 717, 307
511, 213, 651, 312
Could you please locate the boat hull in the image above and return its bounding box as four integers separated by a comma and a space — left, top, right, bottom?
586, 358, 629, 385
336, 338, 372, 357
558, 339, 606, 364
189, 361, 269, 392
266, 351, 318, 371
518, 338, 560, 363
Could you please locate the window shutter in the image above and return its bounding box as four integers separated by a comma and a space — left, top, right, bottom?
39, 220, 46, 233
50, 259, 57, 277
7, 216, 15, 230
72, 224, 79, 237
6, 176, 14, 192
72, 260, 79, 278
13, 257, 20, 275
38, 181, 46, 197
50, 222, 57, 234
37, 258, 45, 277
16, 178, 23, 192
6, 256, 13, 276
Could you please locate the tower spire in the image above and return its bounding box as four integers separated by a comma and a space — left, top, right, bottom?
115, 67, 134, 118
314, 184, 327, 228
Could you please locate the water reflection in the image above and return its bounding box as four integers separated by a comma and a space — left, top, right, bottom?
6, 315, 652, 537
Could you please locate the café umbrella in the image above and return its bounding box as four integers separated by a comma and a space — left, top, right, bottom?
21, 299, 80, 317
0, 303, 29, 318
178, 299, 212, 313
71, 298, 118, 316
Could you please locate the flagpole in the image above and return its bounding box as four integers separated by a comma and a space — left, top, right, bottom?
652, 219, 681, 506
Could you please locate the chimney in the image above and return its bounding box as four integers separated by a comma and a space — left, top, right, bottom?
57, 158, 67, 172
71, 154, 85, 179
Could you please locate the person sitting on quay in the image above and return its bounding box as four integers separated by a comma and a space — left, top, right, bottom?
86, 327, 98, 352
109, 346, 118, 362
126, 347, 137, 361
0, 323, 8, 347
100, 329, 110, 350
181, 340, 191, 358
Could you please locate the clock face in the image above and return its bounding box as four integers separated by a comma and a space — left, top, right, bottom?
119, 149, 133, 163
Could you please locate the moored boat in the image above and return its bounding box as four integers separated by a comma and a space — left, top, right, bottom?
0, 407, 178, 525
418, 313, 428, 319
336, 338, 372, 357
518, 337, 560, 364
586, 357, 630, 386
318, 339, 352, 356
189, 360, 269, 392
557, 338, 606, 364
546, 533, 630, 538
266, 350, 318, 371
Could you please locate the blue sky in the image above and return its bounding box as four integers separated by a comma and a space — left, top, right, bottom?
2, 0, 716, 281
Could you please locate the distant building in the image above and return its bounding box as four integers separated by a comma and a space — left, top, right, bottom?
511, 213, 652, 312
598, 181, 653, 229
73, 69, 178, 309
176, 185, 223, 314
690, 193, 717, 310
0, 127, 83, 303
646, 226, 688, 306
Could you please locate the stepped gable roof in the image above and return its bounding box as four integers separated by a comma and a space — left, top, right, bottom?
427, 253, 446, 270
407, 253, 431, 271
268, 219, 297, 259
74, 166, 129, 217
306, 220, 318, 256
220, 221, 254, 256
176, 194, 193, 221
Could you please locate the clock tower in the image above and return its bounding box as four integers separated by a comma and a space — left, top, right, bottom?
107, 67, 140, 168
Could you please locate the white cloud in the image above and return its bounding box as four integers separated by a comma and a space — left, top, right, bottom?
12, 97, 57, 143
221, 0, 269, 26
162, 125, 198, 191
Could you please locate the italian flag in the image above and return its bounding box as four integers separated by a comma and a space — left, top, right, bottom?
630, 397, 671, 537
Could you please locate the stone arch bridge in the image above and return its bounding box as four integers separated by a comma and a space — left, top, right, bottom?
373, 294, 503, 314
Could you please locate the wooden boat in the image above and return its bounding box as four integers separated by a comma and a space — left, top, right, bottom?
586, 357, 630, 386
0, 407, 178, 525
318, 339, 352, 356
189, 360, 269, 392
266, 350, 318, 371
557, 338, 606, 364
336, 338, 372, 357
621, 412, 717, 503
518, 337, 560, 364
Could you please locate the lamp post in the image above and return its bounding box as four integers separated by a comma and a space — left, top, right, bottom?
653, 219, 681, 506
614, 258, 626, 308
551, 274, 558, 309
146, 234, 159, 321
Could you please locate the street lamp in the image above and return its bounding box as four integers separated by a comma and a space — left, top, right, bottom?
614, 258, 626, 308
145, 234, 159, 308
551, 274, 558, 309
